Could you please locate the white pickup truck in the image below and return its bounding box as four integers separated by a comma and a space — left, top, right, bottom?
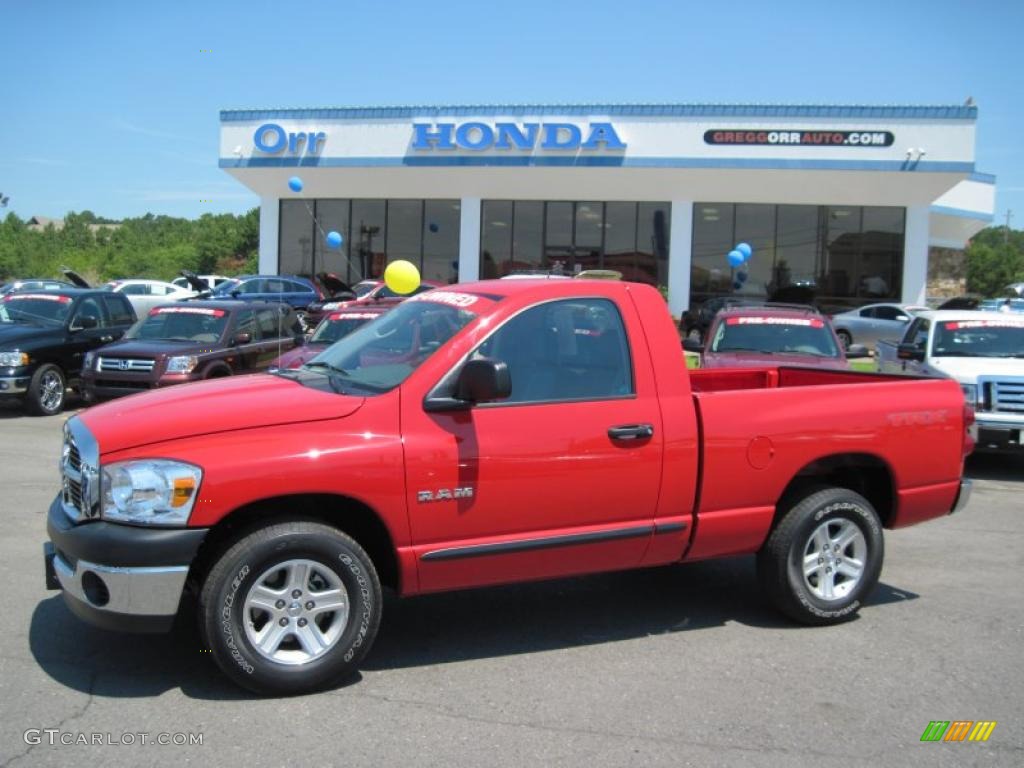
876, 310, 1024, 452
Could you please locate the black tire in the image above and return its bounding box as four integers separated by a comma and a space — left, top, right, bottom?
26, 364, 66, 416
199, 521, 382, 695
757, 487, 883, 625
836, 330, 853, 350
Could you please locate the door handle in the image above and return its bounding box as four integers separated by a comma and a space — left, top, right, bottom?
100, 335, 114, 343
608, 424, 654, 441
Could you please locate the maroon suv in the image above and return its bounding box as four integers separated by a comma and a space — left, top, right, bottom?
82, 301, 304, 400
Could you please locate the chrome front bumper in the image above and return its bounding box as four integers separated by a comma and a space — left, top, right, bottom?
52, 551, 189, 618
0, 374, 30, 395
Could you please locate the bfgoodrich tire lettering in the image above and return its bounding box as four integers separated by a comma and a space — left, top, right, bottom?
757, 487, 884, 626
199, 521, 381, 695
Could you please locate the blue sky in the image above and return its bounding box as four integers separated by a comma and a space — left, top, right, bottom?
0, 0, 1020, 226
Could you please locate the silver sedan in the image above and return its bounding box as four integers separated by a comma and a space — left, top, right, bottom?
830, 303, 929, 350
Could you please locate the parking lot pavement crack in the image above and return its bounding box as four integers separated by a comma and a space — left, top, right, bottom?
345, 691, 884, 763
1, 671, 96, 768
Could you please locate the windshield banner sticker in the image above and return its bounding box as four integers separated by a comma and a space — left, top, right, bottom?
150, 307, 225, 317
411, 291, 480, 309
727, 317, 824, 328
945, 320, 1024, 330
4, 294, 72, 303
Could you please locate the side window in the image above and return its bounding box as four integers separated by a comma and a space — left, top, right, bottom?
256, 308, 286, 339
241, 280, 263, 294
859, 307, 877, 318
71, 297, 106, 328
121, 283, 147, 296
102, 296, 135, 325
472, 298, 633, 404
265, 279, 287, 294
873, 306, 901, 321
908, 318, 930, 348
234, 310, 259, 341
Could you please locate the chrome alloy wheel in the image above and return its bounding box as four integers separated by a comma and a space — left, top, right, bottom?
39, 369, 65, 412
243, 559, 350, 665
802, 519, 867, 601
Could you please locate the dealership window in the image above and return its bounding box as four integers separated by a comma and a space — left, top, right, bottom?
279, 199, 461, 284
480, 200, 670, 287
690, 203, 904, 310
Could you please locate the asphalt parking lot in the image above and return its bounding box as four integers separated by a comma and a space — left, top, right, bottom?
0, 400, 1021, 767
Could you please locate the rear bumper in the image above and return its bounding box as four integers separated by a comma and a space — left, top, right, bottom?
950, 478, 972, 515
45, 494, 208, 633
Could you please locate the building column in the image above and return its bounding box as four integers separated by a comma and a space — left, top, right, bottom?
667, 200, 694, 317
259, 197, 280, 274
458, 197, 481, 283
902, 205, 930, 305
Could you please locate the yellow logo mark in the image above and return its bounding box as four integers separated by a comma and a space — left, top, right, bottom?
969, 721, 997, 742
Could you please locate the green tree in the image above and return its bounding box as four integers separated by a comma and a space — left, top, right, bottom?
965, 226, 1024, 296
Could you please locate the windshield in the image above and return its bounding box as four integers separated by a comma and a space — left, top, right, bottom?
285, 298, 477, 394
310, 313, 378, 344
126, 306, 229, 342
0, 294, 73, 326
352, 282, 377, 297
212, 279, 243, 296
932, 319, 1024, 358
376, 284, 434, 300
711, 315, 840, 357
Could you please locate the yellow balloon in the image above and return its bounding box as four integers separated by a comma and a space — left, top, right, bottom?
384, 259, 421, 295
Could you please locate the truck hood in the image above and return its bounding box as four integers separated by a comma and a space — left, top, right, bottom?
80, 374, 364, 454
703, 350, 848, 369
94, 339, 226, 358
0, 322, 60, 349
928, 356, 1024, 383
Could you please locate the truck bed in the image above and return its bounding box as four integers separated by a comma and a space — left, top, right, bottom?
689, 365, 909, 393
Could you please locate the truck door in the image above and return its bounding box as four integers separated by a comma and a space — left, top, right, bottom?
901, 317, 931, 374
402, 297, 665, 593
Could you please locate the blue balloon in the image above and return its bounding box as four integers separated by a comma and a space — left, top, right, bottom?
727, 250, 744, 268
287, 176, 303, 193
428, 222, 439, 233
736, 242, 753, 259
326, 231, 343, 249
737, 270, 748, 284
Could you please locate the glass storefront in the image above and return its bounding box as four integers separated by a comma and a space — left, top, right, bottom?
279, 199, 461, 284
480, 200, 670, 288
691, 203, 904, 310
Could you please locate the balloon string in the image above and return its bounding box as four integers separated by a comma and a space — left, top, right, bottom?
300, 197, 365, 282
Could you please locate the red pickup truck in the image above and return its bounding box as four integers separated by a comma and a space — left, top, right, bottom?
44, 280, 973, 695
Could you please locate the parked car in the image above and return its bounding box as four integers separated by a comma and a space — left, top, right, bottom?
44, 280, 972, 694
877, 310, 1024, 452
830, 303, 929, 350
687, 305, 869, 369
104, 279, 194, 316
679, 296, 754, 342
1, 278, 80, 296
271, 305, 390, 370
318, 279, 442, 314
82, 301, 304, 400
171, 273, 230, 293
0, 289, 136, 414
211, 275, 323, 326
300, 273, 364, 329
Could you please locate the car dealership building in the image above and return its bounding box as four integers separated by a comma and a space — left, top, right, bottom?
219, 103, 995, 316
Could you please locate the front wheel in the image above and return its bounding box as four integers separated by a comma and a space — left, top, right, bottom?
26, 364, 66, 416
757, 487, 883, 625
199, 521, 382, 695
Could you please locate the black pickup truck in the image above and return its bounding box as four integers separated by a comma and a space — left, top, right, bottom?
0, 290, 137, 415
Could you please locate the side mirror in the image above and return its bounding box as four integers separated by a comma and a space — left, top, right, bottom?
230, 290, 241, 298
845, 343, 871, 359
682, 338, 703, 353
233, 332, 252, 345
896, 315, 910, 323
424, 358, 511, 412
896, 343, 925, 362
70, 315, 98, 331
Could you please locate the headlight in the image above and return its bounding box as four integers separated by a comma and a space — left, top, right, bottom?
101, 459, 202, 525
0, 351, 29, 367
960, 383, 978, 406
166, 355, 198, 374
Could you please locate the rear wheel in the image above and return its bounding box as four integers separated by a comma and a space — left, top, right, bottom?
199, 521, 382, 695
757, 487, 883, 625
26, 364, 66, 416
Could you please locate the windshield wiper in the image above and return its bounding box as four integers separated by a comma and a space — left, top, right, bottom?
302, 361, 350, 376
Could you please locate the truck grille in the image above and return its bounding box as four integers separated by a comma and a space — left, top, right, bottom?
61, 420, 100, 522
98, 357, 156, 373
981, 377, 1024, 414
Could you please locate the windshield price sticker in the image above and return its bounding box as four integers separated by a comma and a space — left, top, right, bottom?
946, 320, 1024, 330
331, 312, 378, 320
728, 317, 824, 328
4, 294, 72, 303
150, 307, 225, 317
412, 291, 480, 309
